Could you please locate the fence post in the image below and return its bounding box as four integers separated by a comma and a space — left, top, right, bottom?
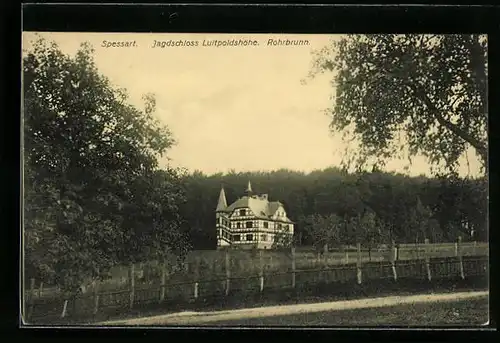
159, 260, 167, 303
291, 246, 296, 288
38, 282, 44, 298
345, 248, 349, 264
356, 243, 362, 284
22, 281, 26, 322
473, 240, 477, 255
30, 277, 36, 297
323, 243, 329, 282
61, 299, 68, 318
424, 238, 432, 282
259, 250, 264, 292
225, 250, 231, 296
458, 236, 465, 279
391, 242, 398, 281
129, 263, 135, 309
415, 237, 419, 260
93, 280, 100, 315
29, 278, 35, 319
193, 257, 199, 299
316, 250, 321, 270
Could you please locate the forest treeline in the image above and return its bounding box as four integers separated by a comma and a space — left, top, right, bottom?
180, 169, 487, 250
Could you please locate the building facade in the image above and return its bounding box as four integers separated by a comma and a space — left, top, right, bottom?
216, 181, 294, 249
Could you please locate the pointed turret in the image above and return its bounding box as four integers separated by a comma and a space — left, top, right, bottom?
216, 187, 228, 212
245, 180, 253, 196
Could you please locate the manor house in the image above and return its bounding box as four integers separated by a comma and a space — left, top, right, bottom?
216, 181, 294, 249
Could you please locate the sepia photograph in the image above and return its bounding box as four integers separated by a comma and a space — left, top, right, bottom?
21, 32, 489, 328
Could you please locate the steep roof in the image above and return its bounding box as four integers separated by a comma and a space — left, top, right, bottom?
216, 187, 228, 212
245, 180, 253, 194
224, 195, 293, 222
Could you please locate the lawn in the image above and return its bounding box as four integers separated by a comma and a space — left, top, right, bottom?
200, 296, 489, 327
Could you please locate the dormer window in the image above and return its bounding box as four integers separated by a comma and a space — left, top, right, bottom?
239, 209, 246, 216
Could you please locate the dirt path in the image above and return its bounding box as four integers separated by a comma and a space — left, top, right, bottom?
100, 290, 489, 326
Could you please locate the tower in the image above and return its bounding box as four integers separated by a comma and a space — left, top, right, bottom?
216, 187, 228, 212
244, 180, 253, 197
216, 186, 230, 247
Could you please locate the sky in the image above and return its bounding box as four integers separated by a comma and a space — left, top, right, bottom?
22, 32, 483, 178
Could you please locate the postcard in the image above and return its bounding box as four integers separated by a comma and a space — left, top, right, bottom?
21, 31, 489, 328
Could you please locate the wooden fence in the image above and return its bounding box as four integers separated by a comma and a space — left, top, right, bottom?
24, 239, 489, 323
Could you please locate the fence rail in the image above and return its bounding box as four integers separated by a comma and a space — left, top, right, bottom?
25, 252, 489, 323
28, 241, 487, 297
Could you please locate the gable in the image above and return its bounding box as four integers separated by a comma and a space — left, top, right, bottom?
272, 205, 286, 218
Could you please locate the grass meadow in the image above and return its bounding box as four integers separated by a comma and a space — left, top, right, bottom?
200, 295, 489, 326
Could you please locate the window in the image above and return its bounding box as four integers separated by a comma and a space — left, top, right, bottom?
263, 222, 268, 229
284, 225, 289, 232
246, 221, 253, 228
246, 234, 253, 241
237, 222, 241, 229
239, 209, 246, 216
261, 234, 267, 241
233, 234, 241, 241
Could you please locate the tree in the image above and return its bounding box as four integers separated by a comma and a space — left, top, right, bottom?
427, 218, 443, 243
308, 34, 487, 175
177, 167, 486, 249
271, 229, 294, 249
23, 38, 190, 293
405, 197, 433, 244
305, 213, 343, 252
358, 209, 378, 261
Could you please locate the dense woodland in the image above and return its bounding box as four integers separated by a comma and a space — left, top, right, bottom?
180, 169, 487, 250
